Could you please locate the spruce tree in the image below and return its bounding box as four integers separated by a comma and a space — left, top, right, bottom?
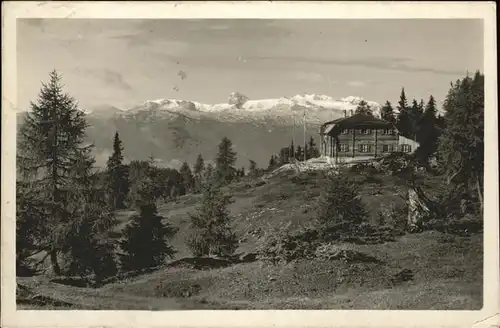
380, 100, 396, 124
418, 99, 425, 116
179, 161, 195, 194
17, 70, 117, 276
204, 163, 214, 184
295, 145, 303, 160
106, 131, 129, 209
408, 99, 423, 140
317, 173, 366, 228
289, 140, 295, 161
127, 160, 158, 208
215, 137, 237, 184
415, 95, 440, 162
268, 155, 277, 171
278, 147, 290, 165
64, 150, 118, 278
119, 204, 177, 271
248, 159, 258, 177
194, 154, 205, 177
186, 182, 238, 258
438, 71, 484, 210
354, 100, 373, 116
308, 136, 319, 158
397, 87, 409, 111
193, 154, 205, 193
396, 87, 413, 138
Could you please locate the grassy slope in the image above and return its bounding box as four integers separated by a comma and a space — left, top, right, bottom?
17, 170, 483, 310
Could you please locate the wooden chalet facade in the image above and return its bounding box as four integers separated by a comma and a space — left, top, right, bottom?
319, 112, 417, 163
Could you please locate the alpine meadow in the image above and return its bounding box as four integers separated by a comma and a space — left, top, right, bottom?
15, 18, 486, 311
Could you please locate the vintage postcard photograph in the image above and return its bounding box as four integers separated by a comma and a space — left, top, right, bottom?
2, 2, 498, 328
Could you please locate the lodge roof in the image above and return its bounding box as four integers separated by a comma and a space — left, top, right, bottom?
320, 113, 396, 135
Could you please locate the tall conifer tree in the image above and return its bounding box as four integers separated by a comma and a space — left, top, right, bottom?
106, 131, 129, 209
17, 70, 117, 276
215, 137, 237, 184
193, 154, 205, 193
396, 87, 413, 138
438, 71, 484, 210
380, 100, 396, 125
180, 161, 195, 193
186, 182, 238, 257
415, 95, 440, 164
120, 204, 177, 271
354, 100, 373, 116
248, 159, 258, 177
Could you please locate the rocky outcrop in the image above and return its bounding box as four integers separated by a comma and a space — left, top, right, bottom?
228, 92, 249, 109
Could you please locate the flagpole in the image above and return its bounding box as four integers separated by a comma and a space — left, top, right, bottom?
292, 111, 296, 161
303, 108, 307, 162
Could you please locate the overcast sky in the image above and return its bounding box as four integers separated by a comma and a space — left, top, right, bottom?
17, 19, 483, 111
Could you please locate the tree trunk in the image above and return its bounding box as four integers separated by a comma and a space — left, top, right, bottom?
50, 249, 61, 276
407, 186, 432, 231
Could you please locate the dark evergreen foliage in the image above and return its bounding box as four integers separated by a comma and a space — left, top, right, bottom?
106, 131, 129, 209
17, 70, 117, 277
307, 136, 320, 159
396, 87, 413, 138
295, 145, 304, 161
248, 159, 258, 177
186, 182, 238, 258
215, 137, 238, 184
268, 155, 278, 171
354, 99, 373, 116
180, 161, 195, 194
119, 204, 177, 271
204, 163, 215, 184
380, 100, 396, 125
317, 173, 367, 227
438, 71, 484, 210
414, 95, 441, 164
193, 154, 205, 193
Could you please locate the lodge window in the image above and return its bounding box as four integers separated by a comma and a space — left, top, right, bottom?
340, 144, 350, 152
358, 144, 371, 153
401, 144, 412, 153
381, 129, 395, 135
356, 129, 371, 135
382, 144, 394, 152
341, 129, 349, 134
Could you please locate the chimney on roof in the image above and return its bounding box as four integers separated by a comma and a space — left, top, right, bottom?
349, 110, 354, 117
343, 110, 347, 118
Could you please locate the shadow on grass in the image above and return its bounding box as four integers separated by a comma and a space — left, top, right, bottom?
50, 277, 90, 288
49, 254, 258, 289
167, 254, 257, 270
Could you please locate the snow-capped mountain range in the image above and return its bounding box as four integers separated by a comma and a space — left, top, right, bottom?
90, 93, 383, 125
17, 93, 385, 169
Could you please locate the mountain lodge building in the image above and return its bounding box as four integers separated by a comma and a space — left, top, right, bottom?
319, 110, 419, 164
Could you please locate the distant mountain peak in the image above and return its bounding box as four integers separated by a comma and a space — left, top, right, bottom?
96, 93, 382, 125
